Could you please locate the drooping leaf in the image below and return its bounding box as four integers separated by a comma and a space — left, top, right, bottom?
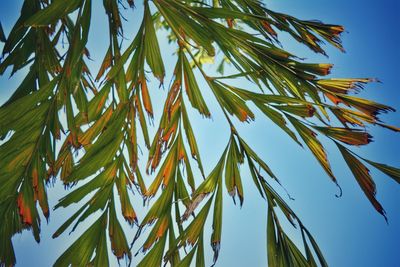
288, 116, 336, 182
182, 51, 211, 117
337, 144, 387, 221
143, 1, 165, 82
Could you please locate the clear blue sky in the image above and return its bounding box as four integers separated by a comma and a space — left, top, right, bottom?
0, 1, 399, 266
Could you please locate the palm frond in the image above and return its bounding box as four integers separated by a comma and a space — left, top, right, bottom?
0, 0, 398, 266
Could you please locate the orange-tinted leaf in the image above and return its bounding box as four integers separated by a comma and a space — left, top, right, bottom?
337, 144, 387, 221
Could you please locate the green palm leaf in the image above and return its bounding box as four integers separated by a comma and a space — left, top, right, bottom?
0, 1, 398, 266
